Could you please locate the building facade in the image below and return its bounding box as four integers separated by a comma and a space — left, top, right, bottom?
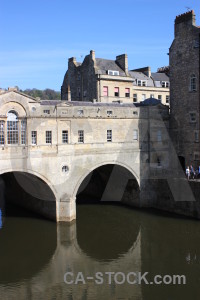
61, 51, 170, 105
0, 89, 170, 221
169, 10, 200, 168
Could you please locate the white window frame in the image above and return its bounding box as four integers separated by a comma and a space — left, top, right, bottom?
78, 130, 84, 143
62, 130, 68, 144
31, 131, 37, 145
21, 119, 26, 145
108, 70, 119, 76
46, 131, 52, 144
137, 80, 147, 87
7, 111, 19, 145
133, 94, 137, 103
133, 129, 138, 141
0, 121, 5, 145
107, 130, 112, 142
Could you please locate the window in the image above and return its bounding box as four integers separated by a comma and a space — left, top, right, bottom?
62, 165, 69, 173
125, 88, 130, 97
190, 74, 197, 91
133, 111, 138, 115
150, 94, 154, 98
194, 153, 199, 161
78, 109, 84, 116
43, 110, 50, 114
114, 87, 119, 97
0, 121, 5, 145
31, 131, 37, 145
83, 91, 87, 97
157, 157, 161, 166
157, 130, 162, 142
142, 94, 146, 101
108, 70, 119, 76
107, 130, 112, 142
166, 95, 170, 103
7, 111, 19, 145
103, 86, 108, 97
62, 130, 68, 143
161, 81, 169, 88
21, 120, 26, 145
46, 131, 52, 144
77, 88, 80, 98
190, 113, 196, 122
195, 131, 199, 142
133, 94, 137, 102
158, 95, 162, 100
78, 130, 84, 143
107, 110, 113, 116
137, 80, 147, 86
133, 129, 138, 140
77, 73, 81, 80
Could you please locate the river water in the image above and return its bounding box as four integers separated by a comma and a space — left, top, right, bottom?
0, 203, 200, 300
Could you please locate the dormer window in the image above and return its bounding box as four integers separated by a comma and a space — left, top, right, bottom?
107, 70, 119, 76
161, 81, 169, 88
137, 80, 147, 87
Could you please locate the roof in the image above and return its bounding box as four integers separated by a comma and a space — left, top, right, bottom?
139, 98, 162, 106
41, 100, 139, 108
151, 72, 169, 82
95, 58, 126, 76
129, 71, 154, 87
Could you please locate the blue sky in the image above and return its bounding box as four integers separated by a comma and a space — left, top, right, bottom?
0, 0, 199, 91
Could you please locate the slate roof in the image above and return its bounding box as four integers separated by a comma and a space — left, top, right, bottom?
139, 98, 162, 106
129, 71, 154, 87
95, 58, 126, 76
151, 72, 169, 82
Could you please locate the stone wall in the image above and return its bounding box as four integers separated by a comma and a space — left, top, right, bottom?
169, 10, 200, 167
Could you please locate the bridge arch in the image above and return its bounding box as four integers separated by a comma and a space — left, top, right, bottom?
73, 161, 140, 205
0, 169, 57, 221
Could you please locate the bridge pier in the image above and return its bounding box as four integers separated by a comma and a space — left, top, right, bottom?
57, 196, 76, 222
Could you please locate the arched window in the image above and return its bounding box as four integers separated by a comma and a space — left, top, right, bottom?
7, 111, 19, 144
190, 74, 197, 91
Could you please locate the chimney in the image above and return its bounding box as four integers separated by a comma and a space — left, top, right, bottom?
90, 50, 95, 60
116, 54, 128, 74
67, 85, 71, 101
175, 10, 196, 36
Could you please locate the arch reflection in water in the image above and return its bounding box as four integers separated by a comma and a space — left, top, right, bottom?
0, 215, 57, 283
76, 204, 141, 261
0, 205, 142, 300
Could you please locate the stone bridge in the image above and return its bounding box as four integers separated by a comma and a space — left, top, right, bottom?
0, 89, 145, 221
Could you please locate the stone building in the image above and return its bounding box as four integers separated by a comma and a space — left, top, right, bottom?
0, 89, 169, 221
169, 10, 200, 169
61, 50, 170, 105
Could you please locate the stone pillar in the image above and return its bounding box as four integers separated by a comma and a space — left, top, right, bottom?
56, 196, 76, 222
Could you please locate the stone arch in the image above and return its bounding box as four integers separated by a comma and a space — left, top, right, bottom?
73, 161, 140, 201
0, 169, 57, 221
0, 168, 58, 200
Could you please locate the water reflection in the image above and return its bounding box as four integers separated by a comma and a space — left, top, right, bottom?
0, 204, 200, 299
